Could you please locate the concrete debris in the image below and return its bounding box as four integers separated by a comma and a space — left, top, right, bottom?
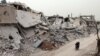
40, 40, 55, 50
16, 10, 42, 28
33, 39, 43, 48
0, 2, 97, 56
0, 26, 22, 50
0, 5, 17, 24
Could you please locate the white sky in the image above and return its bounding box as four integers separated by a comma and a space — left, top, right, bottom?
1, 0, 100, 20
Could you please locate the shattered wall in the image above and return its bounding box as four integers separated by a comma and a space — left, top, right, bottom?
16, 10, 42, 28
80, 15, 96, 34
62, 17, 81, 29
0, 5, 17, 24
0, 25, 22, 50
47, 16, 63, 30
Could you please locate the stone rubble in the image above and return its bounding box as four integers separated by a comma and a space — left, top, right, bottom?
0, 2, 97, 56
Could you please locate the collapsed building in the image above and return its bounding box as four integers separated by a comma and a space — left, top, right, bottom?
0, 3, 22, 50
0, 2, 97, 56
80, 15, 96, 34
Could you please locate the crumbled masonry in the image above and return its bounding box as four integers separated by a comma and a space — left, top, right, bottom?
0, 2, 97, 56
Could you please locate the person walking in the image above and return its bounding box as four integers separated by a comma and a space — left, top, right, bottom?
75, 41, 80, 50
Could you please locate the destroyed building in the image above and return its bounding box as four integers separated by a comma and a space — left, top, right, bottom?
80, 15, 96, 34
0, 2, 97, 56
46, 15, 64, 30
0, 3, 22, 50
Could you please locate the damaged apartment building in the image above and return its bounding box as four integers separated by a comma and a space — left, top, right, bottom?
0, 2, 97, 56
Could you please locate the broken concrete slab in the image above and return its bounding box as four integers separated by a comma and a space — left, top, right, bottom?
33, 39, 43, 48
0, 25, 22, 50
16, 10, 42, 28
0, 5, 17, 24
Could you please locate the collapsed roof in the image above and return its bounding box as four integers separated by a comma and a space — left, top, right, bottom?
0, 2, 43, 28
16, 10, 42, 28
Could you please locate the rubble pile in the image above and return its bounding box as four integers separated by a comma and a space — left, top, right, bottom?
0, 2, 97, 56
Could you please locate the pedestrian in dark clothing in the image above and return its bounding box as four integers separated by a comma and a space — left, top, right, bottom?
75, 42, 80, 50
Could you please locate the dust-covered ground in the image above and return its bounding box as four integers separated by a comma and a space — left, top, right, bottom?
30, 34, 97, 56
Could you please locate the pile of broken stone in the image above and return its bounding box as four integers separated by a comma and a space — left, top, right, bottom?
0, 3, 97, 56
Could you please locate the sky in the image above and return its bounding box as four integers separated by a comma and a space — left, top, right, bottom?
1, 0, 100, 20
